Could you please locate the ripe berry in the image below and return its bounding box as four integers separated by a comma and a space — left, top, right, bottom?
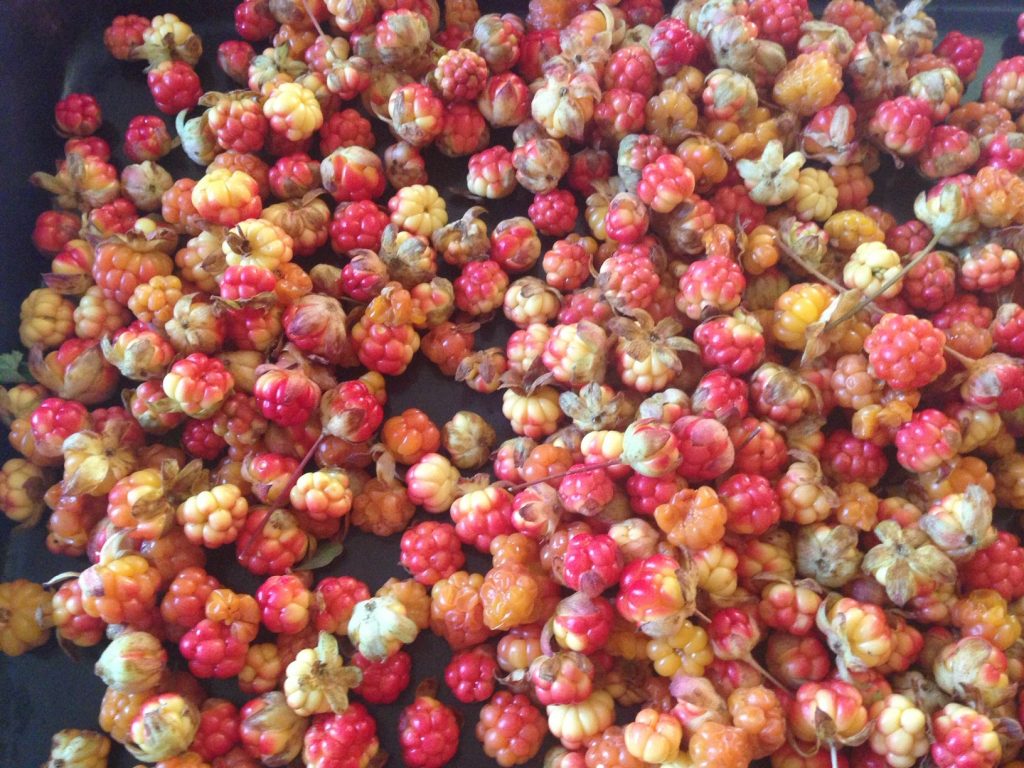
476, 691, 546, 767
863, 313, 947, 392
400, 522, 466, 586
147, 61, 202, 115
648, 18, 704, 76
192, 698, 240, 761
563, 533, 623, 597
303, 704, 380, 768
179, 618, 248, 679
528, 190, 578, 237
960, 531, 1024, 601
399, 686, 460, 768
55, 93, 102, 137
445, 647, 498, 704
352, 650, 412, 704
719, 473, 781, 536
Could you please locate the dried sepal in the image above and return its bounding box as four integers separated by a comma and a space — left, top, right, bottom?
283, 631, 363, 716
862, 520, 957, 606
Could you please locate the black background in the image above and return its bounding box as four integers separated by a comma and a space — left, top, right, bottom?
0, 1, 1021, 766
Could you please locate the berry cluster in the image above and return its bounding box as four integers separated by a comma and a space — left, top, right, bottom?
6, 3, 1024, 768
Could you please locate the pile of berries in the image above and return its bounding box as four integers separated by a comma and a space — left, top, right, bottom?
6, 2, 1024, 768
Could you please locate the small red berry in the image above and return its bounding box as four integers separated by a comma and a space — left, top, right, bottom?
147, 61, 202, 115
400, 522, 466, 586
353, 650, 412, 704
55, 93, 102, 137
399, 687, 460, 768
445, 647, 498, 704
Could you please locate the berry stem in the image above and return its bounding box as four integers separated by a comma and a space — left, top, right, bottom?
830, 744, 839, 768
744, 654, 790, 692
239, 430, 326, 559
943, 344, 976, 367
735, 424, 762, 451
506, 459, 622, 493
300, 0, 326, 37
782, 249, 846, 295
823, 229, 943, 330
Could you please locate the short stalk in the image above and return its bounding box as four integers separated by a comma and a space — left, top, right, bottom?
239, 430, 326, 559
507, 459, 622, 493
823, 229, 944, 331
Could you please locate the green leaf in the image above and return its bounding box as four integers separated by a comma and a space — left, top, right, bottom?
0, 351, 33, 384
295, 538, 345, 572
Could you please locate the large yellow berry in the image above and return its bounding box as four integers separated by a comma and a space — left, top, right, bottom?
772, 282, 834, 350
789, 168, 839, 222
646, 620, 712, 677
263, 82, 324, 141
223, 218, 294, 271
44, 729, 111, 768
773, 51, 844, 116
19, 287, 75, 348
825, 210, 885, 251
0, 579, 52, 655
128, 274, 183, 328
0, 457, 47, 524
645, 89, 699, 145
842, 241, 902, 298
191, 169, 261, 227
389, 184, 448, 237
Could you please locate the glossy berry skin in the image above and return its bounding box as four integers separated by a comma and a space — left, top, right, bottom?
960, 532, 1024, 601
313, 576, 371, 635
218, 39, 255, 84
749, 0, 812, 50
124, 115, 173, 162
563, 533, 622, 597
179, 619, 248, 679
991, 304, 1024, 356
352, 650, 412, 704
55, 93, 102, 137
399, 694, 460, 768
104, 14, 148, 60
32, 210, 80, 256
930, 703, 1001, 768
528, 190, 578, 237
303, 704, 380, 768
147, 61, 202, 115
936, 31, 985, 83
677, 255, 745, 321
864, 313, 947, 392
718, 473, 781, 536
254, 367, 320, 427
476, 691, 546, 767
822, 429, 889, 487
192, 698, 241, 761
182, 418, 226, 460
256, 574, 311, 635
894, 409, 961, 473
445, 647, 498, 703
400, 522, 466, 586
648, 18, 704, 76
694, 314, 765, 376
691, 369, 748, 422
330, 200, 390, 254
